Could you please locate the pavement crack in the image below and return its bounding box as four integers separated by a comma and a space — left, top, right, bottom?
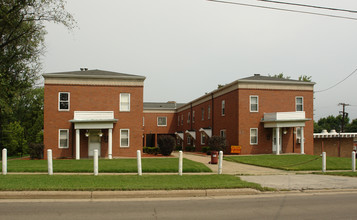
153, 208, 158, 220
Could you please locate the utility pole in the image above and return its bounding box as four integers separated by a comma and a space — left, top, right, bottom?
338, 103, 350, 132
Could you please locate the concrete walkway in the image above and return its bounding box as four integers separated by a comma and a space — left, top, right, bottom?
177, 152, 289, 175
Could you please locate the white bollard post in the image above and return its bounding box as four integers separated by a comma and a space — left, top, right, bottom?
137, 150, 142, 176
47, 149, 53, 175
218, 151, 223, 174
2, 148, 7, 175
322, 152, 326, 173
178, 151, 183, 176
94, 149, 98, 176
352, 151, 356, 172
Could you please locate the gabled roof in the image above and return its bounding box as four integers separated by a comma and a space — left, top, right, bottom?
43, 69, 146, 80
144, 102, 186, 110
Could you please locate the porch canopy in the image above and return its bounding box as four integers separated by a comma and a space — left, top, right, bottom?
199, 127, 212, 138
69, 111, 118, 160
175, 132, 184, 140
261, 111, 311, 154
185, 130, 196, 139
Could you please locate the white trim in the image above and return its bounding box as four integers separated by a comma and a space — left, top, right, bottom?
157, 116, 167, 126
192, 111, 195, 123
295, 96, 303, 111
250, 128, 258, 145
201, 108, 205, 121
187, 112, 191, 124
221, 100, 225, 116
58, 92, 70, 111
250, 95, 259, 112
58, 129, 69, 148
201, 133, 206, 145
220, 129, 226, 139
187, 135, 191, 145
208, 105, 211, 119
120, 93, 131, 112
120, 129, 130, 148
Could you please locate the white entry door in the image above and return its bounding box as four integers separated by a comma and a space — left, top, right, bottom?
88, 130, 101, 157
272, 128, 282, 154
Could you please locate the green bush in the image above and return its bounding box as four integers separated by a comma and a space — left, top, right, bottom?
201, 146, 210, 154
175, 145, 183, 151
185, 145, 195, 152
143, 147, 160, 155
29, 143, 44, 159
158, 135, 175, 156
208, 136, 226, 152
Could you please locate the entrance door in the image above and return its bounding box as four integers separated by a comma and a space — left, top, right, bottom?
272, 128, 282, 154
88, 130, 101, 157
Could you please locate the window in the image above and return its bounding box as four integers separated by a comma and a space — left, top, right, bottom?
58, 92, 70, 111
201, 133, 206, 145
221, 100, 225, 116
192, 111, 195, 123
181, 115, 183, 125
201, 108, 204, 121
296, 97, 303, 111
250, 96, 258, 112
157, 116, 167, 126
120, 93, 130, 112
187, 112, 191, 124
220, 129, 226, 139
58, 129, 69, 148
187, 136, 191, 145
120, 129, 130, 147
250, 128, 258, 145
143, 117, 145, 126
177, 116, 180, 126
208, 105, 211, 119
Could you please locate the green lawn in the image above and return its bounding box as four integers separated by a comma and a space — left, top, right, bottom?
225, 154, 354, 171
0, 174, 270, 191
0, 158, 211, 173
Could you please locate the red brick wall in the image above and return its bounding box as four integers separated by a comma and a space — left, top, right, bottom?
143, 112, 176, 146
44, 84, 143, 158
238, 89, 314, 155
314, 138, 354, 158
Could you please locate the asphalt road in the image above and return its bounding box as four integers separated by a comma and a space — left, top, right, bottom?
1, 192, 357, 220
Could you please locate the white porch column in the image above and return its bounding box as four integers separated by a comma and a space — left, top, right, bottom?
300, 127, 305, 154
76, 129, 80, 160
108, 128, 113, 159
276, 128, 280, 155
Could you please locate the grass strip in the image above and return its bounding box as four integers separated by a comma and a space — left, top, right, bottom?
0, 158, 211, 173
225, 154, 354, 171
313, 172, 357, 177
0, 174, 270, 191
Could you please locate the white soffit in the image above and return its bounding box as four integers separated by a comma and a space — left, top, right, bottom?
199, 128, 212, 137
185, 130, 196, 139
175, 132, 184, 140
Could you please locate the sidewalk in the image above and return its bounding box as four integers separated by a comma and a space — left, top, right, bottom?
176, 152, 290, 175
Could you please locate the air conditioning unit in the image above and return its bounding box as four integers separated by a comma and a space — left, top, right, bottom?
296, 138, 301, 144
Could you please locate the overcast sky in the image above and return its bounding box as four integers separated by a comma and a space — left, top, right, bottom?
42, 0, 357, 120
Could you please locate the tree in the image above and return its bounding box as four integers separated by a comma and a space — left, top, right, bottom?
208, 136, 226, 152
158, 135, 175, 156
2, 121, 27, 156
346, 119, 357, 132
298, 75, 312, 82
0, 0, 75, 150
315, 115, 350, 133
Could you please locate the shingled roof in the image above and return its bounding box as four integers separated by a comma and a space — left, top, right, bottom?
239, 74, 314, 84
43, 69, 146, 80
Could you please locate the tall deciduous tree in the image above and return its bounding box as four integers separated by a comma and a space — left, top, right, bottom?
0, 0, 75, 150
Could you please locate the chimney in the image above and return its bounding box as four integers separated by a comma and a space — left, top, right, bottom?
254, 74, 260, 77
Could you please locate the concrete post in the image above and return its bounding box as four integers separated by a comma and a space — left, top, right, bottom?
178, 151, 183, 176
47, 149, 53, 175
322, 152, 326, 173
2, 148, 7, 175
218, 151, 223, 174
352, 151, 356, 172
108, 128, 113, 159
76, 129, 80, 160
94, 149, 98, 176
137, 150, 142, 176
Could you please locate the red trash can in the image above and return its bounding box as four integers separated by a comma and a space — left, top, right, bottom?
211, 151, 218, 164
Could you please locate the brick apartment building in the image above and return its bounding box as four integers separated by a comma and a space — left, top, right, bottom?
43, 69, 315, 159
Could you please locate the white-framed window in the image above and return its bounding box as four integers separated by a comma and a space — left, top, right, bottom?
220, 129, 226, 139
221, 100, 225, 116
208, 105, 211, 119
201, 108, 204, 121
192, 111, 195, 123
296, 97, 303, 111
58, 129, 69, 148
177, 115, 180, 126
120, 129, 130, 147
201, 133, 206, 145
187, 136, 191, 145
250, 128, 258, 145
143, 117, 145, 126
181, 115, 183, 125
187, 112, 191, 124
157, 116, 167, 126
58, 92, 70, 111
120, 93, 130, 112
250, 95, 259, 112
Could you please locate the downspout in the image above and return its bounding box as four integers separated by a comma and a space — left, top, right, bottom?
211, 93, 214, 135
